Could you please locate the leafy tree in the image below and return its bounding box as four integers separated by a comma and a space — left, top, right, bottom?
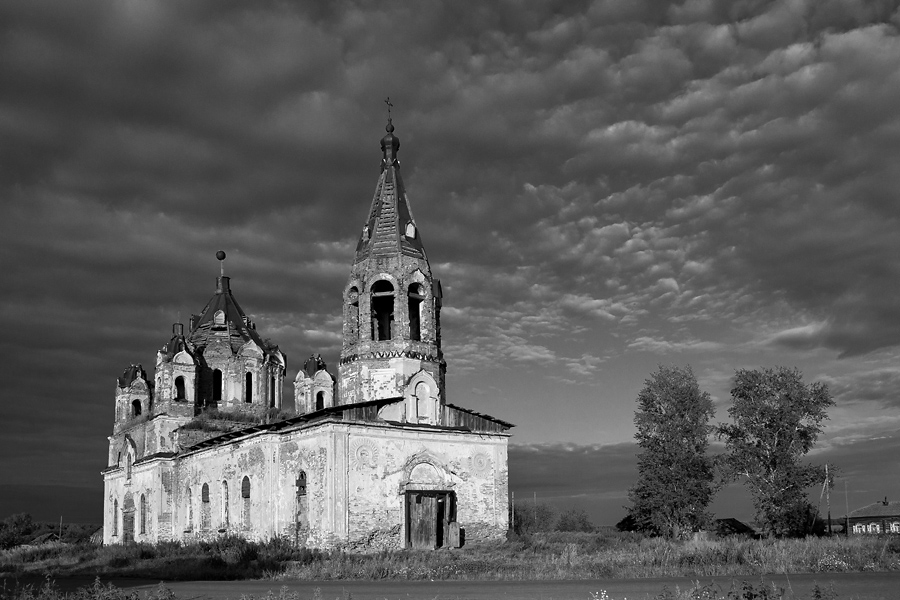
0, 512, 35, 549
717, 367, 834, 537
626, 365, 716, 539
556, 508, 595, 532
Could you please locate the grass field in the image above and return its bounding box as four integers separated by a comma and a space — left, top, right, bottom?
1, 531, 896, 599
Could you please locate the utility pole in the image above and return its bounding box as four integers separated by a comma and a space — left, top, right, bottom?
826, 464, 832, 535
844, 479, 850, 536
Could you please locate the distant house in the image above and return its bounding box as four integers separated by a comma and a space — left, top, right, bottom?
29, 532, 59, 545
847, 498, 900, 534
714, 518, 756, 537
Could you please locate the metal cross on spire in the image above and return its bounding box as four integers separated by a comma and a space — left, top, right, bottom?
385, 96, 393, 120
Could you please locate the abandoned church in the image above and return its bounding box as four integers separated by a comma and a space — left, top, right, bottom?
101, 120, 512, 549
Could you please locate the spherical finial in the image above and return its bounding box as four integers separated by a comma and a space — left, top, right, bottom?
386, 120, 394, 133
216, 250, 226, 261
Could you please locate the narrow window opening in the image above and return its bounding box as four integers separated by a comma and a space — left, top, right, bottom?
131, 400, 142, 417
221, 481, 229, 530
269, 374, 276, 408
175, 376, 186, 400
212, 369, 223, 402
201, 483, 210, 531
245, 372, 253, 403
139, 494, 147, 535
371, 280, 394, 341
295, 471, 308, 545
316, 391, 325, 411
347, 287, 360, 341
408, 283, 424, 341
113, 499, 119, 536
186, 487, 193, 531
241, 476, 251, 530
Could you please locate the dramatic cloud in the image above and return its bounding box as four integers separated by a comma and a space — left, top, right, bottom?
2, 0, 900, 522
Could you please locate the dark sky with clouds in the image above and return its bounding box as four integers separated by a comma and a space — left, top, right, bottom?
3, 0, 900, 527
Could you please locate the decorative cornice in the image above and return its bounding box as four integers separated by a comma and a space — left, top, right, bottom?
340, 349, 445, 366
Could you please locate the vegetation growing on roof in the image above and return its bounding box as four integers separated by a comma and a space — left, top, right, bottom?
179, 408, 295, 433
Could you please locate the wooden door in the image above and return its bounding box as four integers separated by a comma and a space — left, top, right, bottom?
122, 511, 134, 543
407, 492, 437, 549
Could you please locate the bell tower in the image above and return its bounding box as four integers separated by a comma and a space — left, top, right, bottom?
338, 112, 445, 411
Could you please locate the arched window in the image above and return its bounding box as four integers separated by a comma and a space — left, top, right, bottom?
131, 400, 142, 417
139, 494, 147, 534
201, 483, 210, 531
371, 280, 394, 341
408, 283, 424, 341
316, 391, 325, 411
245, 372, 253, 403
125, 454, 132, 480
213, 369, 223, 402
269, 374, 276, 408
241, 476, 251, 530
175, 376, 186, 400
113, 499, 119, 536
221, 481, 229, 529
347, 287, 360, 340
416, 381, 434, 423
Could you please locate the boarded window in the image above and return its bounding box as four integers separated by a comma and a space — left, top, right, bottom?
186, 487, 193, 531
113, 499, 118, 535
221, 481, 229, 529
295, 471, 308, 545
371, 280, 394, 341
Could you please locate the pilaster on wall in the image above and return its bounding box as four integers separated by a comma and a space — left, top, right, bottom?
328, 427, 350, 540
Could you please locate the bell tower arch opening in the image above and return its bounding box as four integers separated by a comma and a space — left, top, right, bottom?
371, 280, 394, 341
408, 283, 424, 341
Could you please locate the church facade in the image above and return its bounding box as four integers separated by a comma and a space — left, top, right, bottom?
101, 121, 512, 550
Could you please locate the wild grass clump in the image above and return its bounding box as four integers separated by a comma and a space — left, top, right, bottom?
3, 531, 900, 583
0, 577, 176, 600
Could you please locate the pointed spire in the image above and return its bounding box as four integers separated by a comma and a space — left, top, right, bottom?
355, 113, 426, 263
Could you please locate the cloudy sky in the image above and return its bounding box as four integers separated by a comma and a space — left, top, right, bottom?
3, 0, 900, 527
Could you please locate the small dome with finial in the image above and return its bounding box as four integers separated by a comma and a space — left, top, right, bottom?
386, 120, 394, 134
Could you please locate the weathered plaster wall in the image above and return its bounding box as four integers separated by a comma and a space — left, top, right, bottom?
103, 420, 508, 549
344, 424, 509, 550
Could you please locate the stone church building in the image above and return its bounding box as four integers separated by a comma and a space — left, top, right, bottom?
102, 121, 512, 549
